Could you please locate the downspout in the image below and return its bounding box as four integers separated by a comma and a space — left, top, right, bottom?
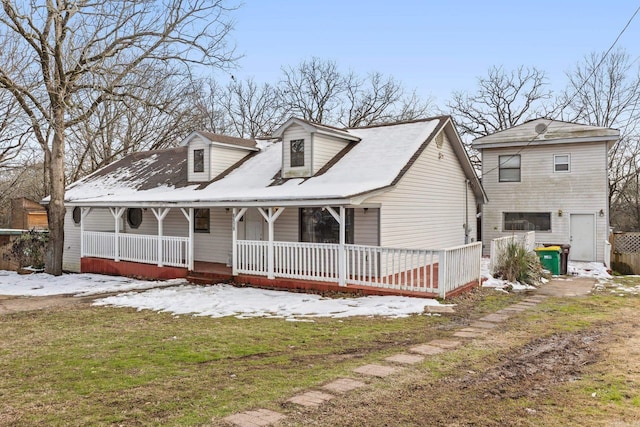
464, 179, 470, 244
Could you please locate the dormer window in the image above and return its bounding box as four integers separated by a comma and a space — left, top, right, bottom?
290, 139, 304, 167
193, 149, 204, 173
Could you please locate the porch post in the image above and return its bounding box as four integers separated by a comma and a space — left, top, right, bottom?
339, 206, 346, 286
258, 207, 285, 280
325, 206, 346, 286
79, 207, 92, 258
109, 207, 125, 262
232, 208, 248, 276
180, 208, 194, 270
152, 208, 170, 267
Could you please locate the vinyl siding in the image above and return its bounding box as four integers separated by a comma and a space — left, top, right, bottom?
367, 130, 477, 249
481, 141, 608, 261
194, 208, 232, 263
282, 124, 311, 178
312, 134, 349, 174
209, 145, 249, 178
63, 207, 114, 272
187, 136, 210, 182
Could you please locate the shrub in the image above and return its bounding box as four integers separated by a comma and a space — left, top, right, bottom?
493, 240, 544, 285
10, 229, 48, 269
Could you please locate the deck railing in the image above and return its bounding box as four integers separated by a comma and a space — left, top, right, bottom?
273, 241, 339, 281
345, 244, 440, 293
235, 240, 482, 297
438, 242, 483, 298
236, 240, 268, 276
490, 231, 535, 273
82, 231, 189, 268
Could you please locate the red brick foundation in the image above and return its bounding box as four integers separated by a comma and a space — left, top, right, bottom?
81, 257, 187, 280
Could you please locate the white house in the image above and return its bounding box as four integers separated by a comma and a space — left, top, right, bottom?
472, 118, 619, 263
57, 116, 486, 297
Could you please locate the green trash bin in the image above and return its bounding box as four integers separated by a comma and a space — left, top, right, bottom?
535, 246, 561, 275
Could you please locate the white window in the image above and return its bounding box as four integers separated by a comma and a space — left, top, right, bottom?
499, 155, 520, 182
193, 149, 205, 173
504, 212, 551, 231
554, 154, 570, 172
290, 139, 305, 167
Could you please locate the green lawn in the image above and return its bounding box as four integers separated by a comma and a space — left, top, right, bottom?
0, 289, 518, 426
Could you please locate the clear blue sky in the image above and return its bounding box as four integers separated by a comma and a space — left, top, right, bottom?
223, 1, 640, 107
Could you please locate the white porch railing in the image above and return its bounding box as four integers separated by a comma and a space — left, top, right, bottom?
236, 240, 268, 276
438, 242, 483, 298
234, 240, 482, 298
82, 231, 189, 268
274, 241, 339, 281
345, 244, 440, 293
490, 231, 536, 273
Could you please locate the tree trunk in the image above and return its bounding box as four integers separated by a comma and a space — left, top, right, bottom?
45, 123, 66, 276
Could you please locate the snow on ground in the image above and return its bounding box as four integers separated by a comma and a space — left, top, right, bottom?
93, 284, 446, 320
0, 270, 447, 319
0, 271, 182, 296
481, 257, 612, 292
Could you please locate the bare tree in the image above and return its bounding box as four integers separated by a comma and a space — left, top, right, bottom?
215, 77, 285, 138
66, 72, 201, 182
559, 49, 640, 230
0, 0, 237, 275
340, 72, 431, 127
447, 66, 553, 166
278, 58, 346, 124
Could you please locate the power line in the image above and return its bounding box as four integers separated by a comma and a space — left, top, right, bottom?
479, 5, 640, 178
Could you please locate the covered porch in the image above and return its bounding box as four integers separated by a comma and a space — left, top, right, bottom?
76, 204, 482, 298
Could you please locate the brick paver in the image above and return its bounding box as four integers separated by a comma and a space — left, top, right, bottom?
385, 353, 425, 364
479, 313, 510, 322
470, 320, 498, 329
500, 306, 527, 312
223, 408, 286, 427
287, 390, 334, 407
410, 344, 445, 355
453, 330, 486, 338
428, 339, 462, 349
322, 378, 366, 394
353, 364, 401, 377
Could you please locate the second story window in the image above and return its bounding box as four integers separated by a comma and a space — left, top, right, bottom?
499, 154, 520, 182
193, 149, 204, 173
554, 154, 570, 172
290, 139, 304, 167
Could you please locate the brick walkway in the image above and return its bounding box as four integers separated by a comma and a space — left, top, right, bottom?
221, 291, 553, 426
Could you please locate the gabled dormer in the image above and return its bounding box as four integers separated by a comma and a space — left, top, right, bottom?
181, 132, 258, 183
272, 118, 360, 179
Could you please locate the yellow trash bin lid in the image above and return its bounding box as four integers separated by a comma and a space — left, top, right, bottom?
535, 246, 561, 252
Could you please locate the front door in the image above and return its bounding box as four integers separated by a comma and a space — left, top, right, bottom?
570, 214, 595, 261
245, 209, 264, 241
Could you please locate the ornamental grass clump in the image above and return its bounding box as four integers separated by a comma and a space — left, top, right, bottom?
493, 240, 544, 285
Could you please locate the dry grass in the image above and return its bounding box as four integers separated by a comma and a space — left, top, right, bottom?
0, 287, 514, 426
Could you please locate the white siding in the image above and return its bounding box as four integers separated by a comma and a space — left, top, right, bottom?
481, 142, 608, 261
63, 207, 114, 272
282, 124, 312, 178
312, 134, 349, 174
209, 145, 249, 178
274, 208, 298, 242
354, 208, 379, 246
187, 136, 210, 182
194, 208, 232, 263
368, 130, 478, 249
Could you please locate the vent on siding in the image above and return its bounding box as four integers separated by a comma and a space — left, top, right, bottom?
435, 133, 444, 149
535, 123, 548, 134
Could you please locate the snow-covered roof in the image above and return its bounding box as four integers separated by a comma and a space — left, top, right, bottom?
472, 118, 620, 149
180, 131, 258, 150
62, 116, 482, 207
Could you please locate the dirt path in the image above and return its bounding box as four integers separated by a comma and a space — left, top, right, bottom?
0, 294, 96, 314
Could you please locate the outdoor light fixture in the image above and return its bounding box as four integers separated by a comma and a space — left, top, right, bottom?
599, 209, 605, 217
558, 209, 563, 217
